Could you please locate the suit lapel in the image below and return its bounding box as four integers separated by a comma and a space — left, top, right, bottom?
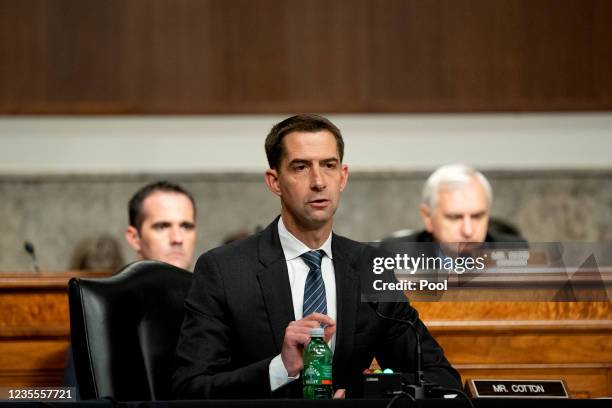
256, 218, 295, 353
331, 235, 360, 374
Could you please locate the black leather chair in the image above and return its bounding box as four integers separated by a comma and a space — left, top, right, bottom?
68, 260, 193, 401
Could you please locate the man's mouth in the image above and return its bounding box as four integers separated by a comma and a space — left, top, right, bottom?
308, 198, 330, 208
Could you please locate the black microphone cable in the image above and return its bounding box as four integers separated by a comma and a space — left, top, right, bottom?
385, 391, 416, 408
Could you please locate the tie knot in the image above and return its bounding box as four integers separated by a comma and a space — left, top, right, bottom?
300, 250, 325, 271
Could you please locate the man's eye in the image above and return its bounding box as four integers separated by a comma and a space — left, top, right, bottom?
326, 162, 337, 169
294, 165, 306, 171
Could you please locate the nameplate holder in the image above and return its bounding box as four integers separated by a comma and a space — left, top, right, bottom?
466, 379, 569, 398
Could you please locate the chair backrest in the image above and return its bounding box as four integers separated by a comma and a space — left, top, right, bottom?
68, 260, 192, 401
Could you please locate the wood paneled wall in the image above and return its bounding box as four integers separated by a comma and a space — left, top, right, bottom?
1, 0, 611, 114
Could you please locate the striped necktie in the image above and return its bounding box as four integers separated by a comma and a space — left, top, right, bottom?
300, 250, 327, 317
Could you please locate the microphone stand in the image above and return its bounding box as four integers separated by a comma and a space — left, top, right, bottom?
369, 303, 426, 399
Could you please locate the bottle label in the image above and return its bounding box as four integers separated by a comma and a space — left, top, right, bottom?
303, 365, 332, 385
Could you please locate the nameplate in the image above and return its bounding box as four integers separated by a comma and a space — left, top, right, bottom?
466, 379, 569, 398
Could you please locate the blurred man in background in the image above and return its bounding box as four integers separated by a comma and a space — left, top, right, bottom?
125, 181, 197, 270
66, 181, 198, 394
403, 164, 523, 245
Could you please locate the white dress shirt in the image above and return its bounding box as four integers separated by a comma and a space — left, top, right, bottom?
268, 216, 337, 391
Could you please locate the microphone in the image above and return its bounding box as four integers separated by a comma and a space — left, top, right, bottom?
24, 241, 40, 272
368, 301, 426, 399
368, 304, 476, 407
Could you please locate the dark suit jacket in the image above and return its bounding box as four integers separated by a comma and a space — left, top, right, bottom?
172, 218, 461, 399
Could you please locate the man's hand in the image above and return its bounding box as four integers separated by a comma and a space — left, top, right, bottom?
281, 313, 336, 377
333, 389, 346, 399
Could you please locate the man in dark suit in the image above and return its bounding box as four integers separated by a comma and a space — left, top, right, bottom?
172, 115, 460, 399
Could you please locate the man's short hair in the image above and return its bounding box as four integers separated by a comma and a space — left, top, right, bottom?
265, 114, 344, 170
128, 181, 196, 230
422, 164, 493, 211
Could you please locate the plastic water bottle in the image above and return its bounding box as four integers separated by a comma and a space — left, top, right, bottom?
302, 327, 333, 399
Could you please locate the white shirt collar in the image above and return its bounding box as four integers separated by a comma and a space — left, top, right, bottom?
278, 216, 333, 261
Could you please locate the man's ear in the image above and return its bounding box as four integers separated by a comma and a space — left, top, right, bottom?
125, 225, 142, 253
264, 169, 281, 197
340, 164, 348, 191
420, 204, 434, 233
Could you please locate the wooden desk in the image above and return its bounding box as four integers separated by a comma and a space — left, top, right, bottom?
0, 271, 610, 398
0, 272, 110, 387
412, 269, 612, 398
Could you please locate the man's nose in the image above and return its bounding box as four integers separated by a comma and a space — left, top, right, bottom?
461, 215, 473, 238
170, 227, 184, 244
310, 165, 325, 191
